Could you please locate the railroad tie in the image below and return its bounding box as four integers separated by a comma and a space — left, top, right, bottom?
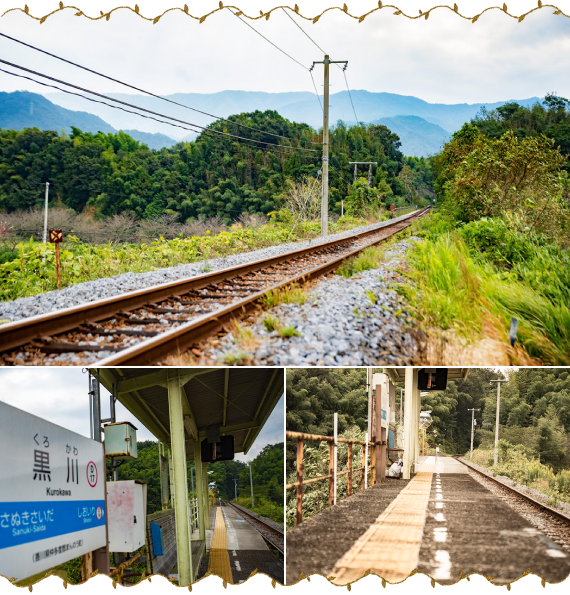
207, 508, 233, 584
331, 460, 434, 584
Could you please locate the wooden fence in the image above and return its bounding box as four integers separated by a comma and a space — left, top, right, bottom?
286, 431, 400, 525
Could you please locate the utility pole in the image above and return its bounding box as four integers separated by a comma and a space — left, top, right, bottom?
249, 463, 254, 508
467, 408, 480, 459
349, 162, 378, 187
311, 55, 348, 236
233, 478, 238, 501
490, 379, 508, 465
42, 182, 50, 263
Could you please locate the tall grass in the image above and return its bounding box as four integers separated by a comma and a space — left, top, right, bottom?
401, 230, 570, 364
469, 440, 570, 507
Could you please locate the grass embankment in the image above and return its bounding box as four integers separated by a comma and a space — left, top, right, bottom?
467, 440, 570, 508
399, 214, 570, 365
0, 214, 386, 303
234, 493, 284, 526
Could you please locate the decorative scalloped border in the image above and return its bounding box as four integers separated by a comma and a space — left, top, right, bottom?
1, 2, 569, 25
2, 567, 569, 590
1, 0, 569, 590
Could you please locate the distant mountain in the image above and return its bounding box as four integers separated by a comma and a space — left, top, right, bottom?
373, 115, 450, 157
0, 91, 178, 150
122, 129, 178, 150
0, 90, 115, 135
43, 89, 543, 156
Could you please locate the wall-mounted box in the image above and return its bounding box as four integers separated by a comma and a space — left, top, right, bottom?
107, 480, 147, 552
104, 421, 138, 459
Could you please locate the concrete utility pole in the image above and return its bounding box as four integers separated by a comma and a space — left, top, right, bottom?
42, 182, 49, 262
490, 379, 508, 465
467, 408, 480, 459
249, 463, 254, 508
233, 478, 238, 501
311, 55, 348, 236
349, 162, 378, 187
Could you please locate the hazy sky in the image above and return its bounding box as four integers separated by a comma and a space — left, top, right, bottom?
0, 0, 569, 104
0, 368, 284, 462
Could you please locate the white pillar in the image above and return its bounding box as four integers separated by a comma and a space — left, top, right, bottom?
403, 368, 414, 479
415, 382, 421, 466
167, 376, 193, 586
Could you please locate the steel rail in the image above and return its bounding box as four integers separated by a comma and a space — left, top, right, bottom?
226, 501, 284, 554
453, 455, 570, 526
0, 207, 430, 364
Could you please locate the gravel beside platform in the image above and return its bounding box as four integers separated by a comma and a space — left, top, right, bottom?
202, 238, 421, 366
0, 216, 410, 324
286, 480, 410, 584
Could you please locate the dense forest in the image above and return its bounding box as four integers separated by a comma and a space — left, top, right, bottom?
112, 440, 284, 515
0, 111, 433, 223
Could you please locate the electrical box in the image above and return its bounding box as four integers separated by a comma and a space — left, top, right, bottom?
104, 421, 138, 459
107, 480, 147, 552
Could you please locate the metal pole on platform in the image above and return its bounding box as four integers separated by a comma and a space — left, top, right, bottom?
364, 432, 369, 489
333, 412, 338, 505
194, 440, 206, 542
167, 373, 193, 586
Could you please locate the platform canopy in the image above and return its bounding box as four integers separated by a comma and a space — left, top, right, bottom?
384, 367, 470, 384
95, 368, 283, 457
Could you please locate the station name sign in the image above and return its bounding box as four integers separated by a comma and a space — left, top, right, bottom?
0, 401, 106, 581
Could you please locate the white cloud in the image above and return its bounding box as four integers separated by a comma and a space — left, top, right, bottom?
0, 5, 568, 105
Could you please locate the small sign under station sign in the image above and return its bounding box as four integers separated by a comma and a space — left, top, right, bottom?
0, 401, 107, 581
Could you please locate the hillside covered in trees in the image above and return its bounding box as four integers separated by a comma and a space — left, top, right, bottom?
0, 111, 433, 222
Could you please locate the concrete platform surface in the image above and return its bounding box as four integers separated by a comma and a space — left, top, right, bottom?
418, 455, 468, 474
418, 471, 570, 583
286, 479, 410, 583
196, 504, 283, 584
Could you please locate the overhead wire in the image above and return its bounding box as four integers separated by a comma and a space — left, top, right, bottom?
226, 7, 324, 117
278, 10, 360, 123
0, 30, 320, 145
0, 58, 319, 154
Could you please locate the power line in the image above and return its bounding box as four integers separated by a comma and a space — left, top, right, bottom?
278, 12, 360, 124
226, 8, 308, 71
227, 7, 323, 117
281, 8, 326, 55
0, 59, 319, 154
0, 31, 319, 145
343, 70, 359, 124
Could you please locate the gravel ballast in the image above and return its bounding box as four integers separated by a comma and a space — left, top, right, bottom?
198, 237, 421, 366
0, 216, 414, 324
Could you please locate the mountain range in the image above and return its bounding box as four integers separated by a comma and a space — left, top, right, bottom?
1, 90, 543, 157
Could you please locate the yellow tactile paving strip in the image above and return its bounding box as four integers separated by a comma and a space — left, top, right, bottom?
332, 460, 434, 584
207, 508, 233, 584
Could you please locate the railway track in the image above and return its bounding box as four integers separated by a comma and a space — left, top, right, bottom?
226, 501, 284, 556
453, 456, 570, 548
0, 207, 429, 366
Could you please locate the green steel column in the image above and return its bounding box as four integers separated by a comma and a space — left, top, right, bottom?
193, 440, 206, 541
167, 376, 193, 586
203, 462, 211, 530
